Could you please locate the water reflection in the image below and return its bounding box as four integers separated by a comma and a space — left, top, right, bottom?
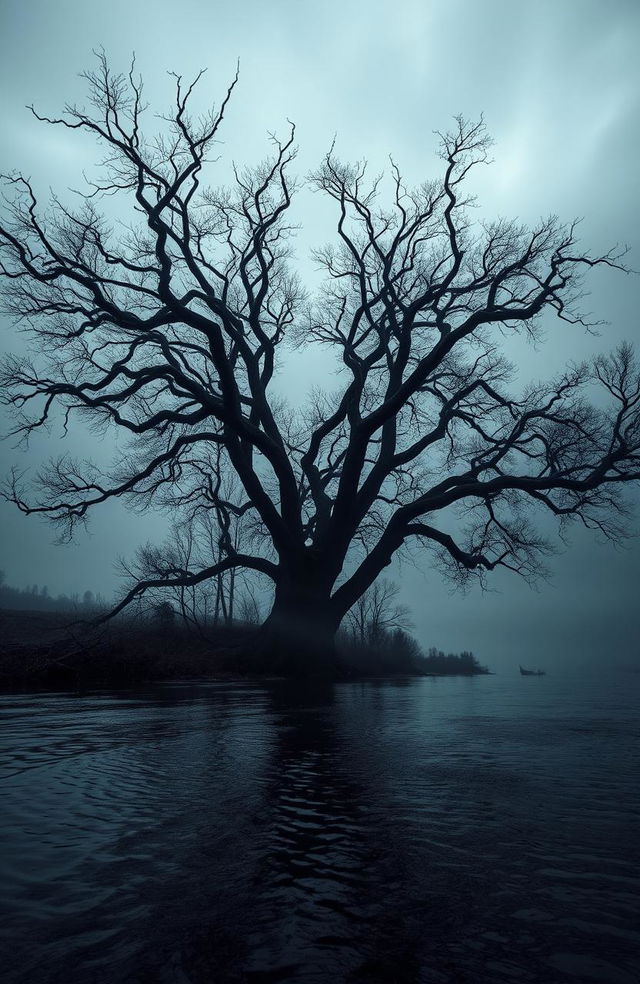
248, 680, 423, 982
1, 675, 639, 983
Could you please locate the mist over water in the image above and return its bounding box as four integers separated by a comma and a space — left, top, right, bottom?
1, 672, 639, 983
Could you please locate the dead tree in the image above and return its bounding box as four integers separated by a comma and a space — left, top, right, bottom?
345, 580, 412, 648
126, 493, 263, 632
1, 55, 640, 671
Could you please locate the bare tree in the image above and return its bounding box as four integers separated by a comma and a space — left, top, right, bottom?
1, 55, 640, 671
345, 579, 412, 648
237, 581, 264, 626
124, 495, 264, 632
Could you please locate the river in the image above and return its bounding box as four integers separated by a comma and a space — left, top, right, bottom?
1, 671, 639, 983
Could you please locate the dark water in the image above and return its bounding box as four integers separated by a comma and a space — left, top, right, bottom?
1, 672, 639, 984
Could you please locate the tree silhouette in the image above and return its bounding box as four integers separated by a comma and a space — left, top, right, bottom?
345, 580, 412, 648
1, 55, 640, 670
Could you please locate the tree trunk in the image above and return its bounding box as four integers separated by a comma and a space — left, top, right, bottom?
255, 576, 343, 678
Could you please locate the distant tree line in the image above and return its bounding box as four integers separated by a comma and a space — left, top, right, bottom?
0, 566, 488, 675
132, 575, 490, 675
422, 647, 488, 675
339, 630, 488, 677
337, 579, 488, 675
0, 571, 104, 613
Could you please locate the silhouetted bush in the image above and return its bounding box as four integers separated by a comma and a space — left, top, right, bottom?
338, 631, 489, 677
153, 601, 176, 626
421, 647, 489, 675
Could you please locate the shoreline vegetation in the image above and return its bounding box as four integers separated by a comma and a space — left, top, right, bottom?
0, 608, 490, 690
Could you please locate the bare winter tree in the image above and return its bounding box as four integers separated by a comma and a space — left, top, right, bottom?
126, 496, 266, 632
1, 56, 640, 671
345, 580, 412, 649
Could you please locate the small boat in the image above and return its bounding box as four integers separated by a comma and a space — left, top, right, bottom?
520, 665, 546, 676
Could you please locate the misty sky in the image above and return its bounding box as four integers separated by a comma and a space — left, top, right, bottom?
1, 0, 639, 670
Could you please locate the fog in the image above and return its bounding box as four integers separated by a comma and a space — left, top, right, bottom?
1, 0, 639, 671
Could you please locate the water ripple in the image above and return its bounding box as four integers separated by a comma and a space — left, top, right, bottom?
1, 675, 639, 983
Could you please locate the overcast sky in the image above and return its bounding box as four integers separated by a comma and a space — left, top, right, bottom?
1, 0, 639, 670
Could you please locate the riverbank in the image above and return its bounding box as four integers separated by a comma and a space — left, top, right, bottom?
0, 609, 490, 689
0, 609, 251, 689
